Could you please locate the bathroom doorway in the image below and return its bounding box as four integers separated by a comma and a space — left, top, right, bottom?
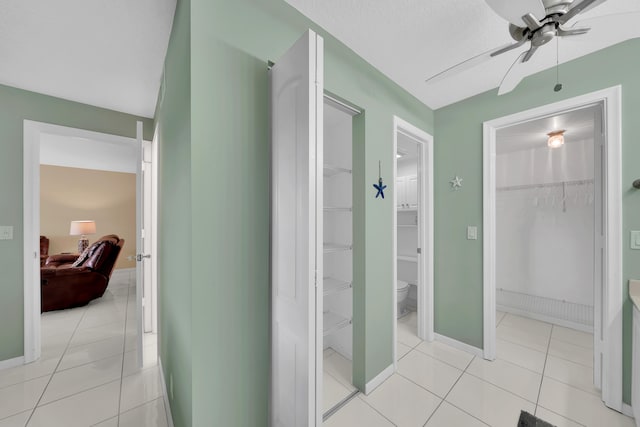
392, 116, 434, 367
482, 87, 623, 411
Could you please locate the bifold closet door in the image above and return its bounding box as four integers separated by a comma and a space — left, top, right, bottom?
270, 29, 324, 427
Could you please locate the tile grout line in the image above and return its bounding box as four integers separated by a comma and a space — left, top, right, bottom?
25, 305, 90, 426
499, 333, 594, 369
423, 354, 489, 427
28, 379, 122, 411
534, 324, 554, 416
323, 367, 356, 397
356, 394, 399, 426
397, 325, 490, 426
116, 280, 135, 427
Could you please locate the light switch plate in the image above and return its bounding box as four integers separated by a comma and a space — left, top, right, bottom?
0, 226, 13, 240
467, 226, 478, 240
631, 231, 640, 250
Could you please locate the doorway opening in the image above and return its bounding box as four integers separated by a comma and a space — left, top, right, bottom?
321, 95, 360, 418
483, 87, 623, 411
392, 116, 434, 367
23, 121, 158, 370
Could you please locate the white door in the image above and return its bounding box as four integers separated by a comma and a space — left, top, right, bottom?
270, 29, 324, 427
135, 121, 151, 368
141, 139, 153, 333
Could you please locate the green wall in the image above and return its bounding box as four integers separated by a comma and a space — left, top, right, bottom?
188, 0, 433, 424
434, 39, 640, 404
0, 84, 151, 362
153, 0, 192, 426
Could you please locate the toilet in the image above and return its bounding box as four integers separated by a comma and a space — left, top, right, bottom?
397, 280, 410, 318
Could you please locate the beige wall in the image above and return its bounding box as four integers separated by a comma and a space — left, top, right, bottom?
40, 165, 136, 269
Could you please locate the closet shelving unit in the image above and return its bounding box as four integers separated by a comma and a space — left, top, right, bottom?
323, 164, 351, 177
323, 311, 351, 337
323, 277, 352, 296
321, 96, 360, 418
322, 162, 353, 339
323, 242, 353, 253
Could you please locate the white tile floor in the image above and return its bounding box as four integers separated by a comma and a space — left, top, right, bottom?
323, 348, 357, 414
326, 311, 635, 427
0, 274, 167, 427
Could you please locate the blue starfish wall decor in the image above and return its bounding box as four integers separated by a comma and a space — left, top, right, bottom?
374, 177, 387, 199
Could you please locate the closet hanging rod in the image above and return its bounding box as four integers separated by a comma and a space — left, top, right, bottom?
323, 94, 361, 116
496, 179, 593, 192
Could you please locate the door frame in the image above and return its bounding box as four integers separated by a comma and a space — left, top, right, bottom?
482, 86, 623, 410
22, 120, 157, 364
392, 116, 434, 368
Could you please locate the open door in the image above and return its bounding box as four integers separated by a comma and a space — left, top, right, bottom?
270, 30, 324, 426
135, 121, 152, 368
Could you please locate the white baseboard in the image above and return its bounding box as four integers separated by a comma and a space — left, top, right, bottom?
497, 304, 592, 333
158, 358, 175, 427
0, 356, 24, 371
435, 333, 484, 358
364, 364, 394, 395
621, 403, 633, 418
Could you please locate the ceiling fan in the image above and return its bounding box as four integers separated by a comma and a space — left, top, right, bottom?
425, 0, 626, 94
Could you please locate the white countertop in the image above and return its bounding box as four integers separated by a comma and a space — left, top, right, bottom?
630, 280, 640, 311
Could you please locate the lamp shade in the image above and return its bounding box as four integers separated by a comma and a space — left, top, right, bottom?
69, 220, 96, 236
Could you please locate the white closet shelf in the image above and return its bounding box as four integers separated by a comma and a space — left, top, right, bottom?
324, 242, 352, 253
397, 224, 417, 228
324, 206, 352, 212
323, 311, 352, 337
397, 208, 418, 212
324, 277, 352, 295
397, 255, 418, 263
324, 164, 352, 177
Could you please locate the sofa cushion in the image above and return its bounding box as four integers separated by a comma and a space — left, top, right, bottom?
71, 244, 97, 267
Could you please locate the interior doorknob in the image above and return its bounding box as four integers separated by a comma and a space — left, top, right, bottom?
136, 254, 151, 262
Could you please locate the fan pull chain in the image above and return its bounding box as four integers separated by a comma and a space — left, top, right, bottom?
554, 37, 562, 92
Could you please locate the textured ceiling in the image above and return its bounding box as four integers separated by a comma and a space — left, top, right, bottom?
284, 0, 640, 109
0, 0, 176, 118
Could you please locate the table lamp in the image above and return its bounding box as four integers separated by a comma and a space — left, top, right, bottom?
69, 220, 96, 253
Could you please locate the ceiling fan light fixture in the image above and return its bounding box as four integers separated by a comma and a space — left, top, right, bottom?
547, 129, 565, 148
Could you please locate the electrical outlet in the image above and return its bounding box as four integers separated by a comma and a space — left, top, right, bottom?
467, 226, 477, 240
0, 226, 13, 240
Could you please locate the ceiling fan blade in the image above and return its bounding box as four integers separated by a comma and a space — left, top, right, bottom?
557, 0, 608, 24
522, 45, 538, 62
570, 11, 640, 29
485, 0, 546, 27
498, 51, 528, 95
557, 27, 591, 36
425, 43, 519, 84
490, 38, 528, 57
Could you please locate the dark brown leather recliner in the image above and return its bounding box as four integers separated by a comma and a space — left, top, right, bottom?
41, 235, 125, 312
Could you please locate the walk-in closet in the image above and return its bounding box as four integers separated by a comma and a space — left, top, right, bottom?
495, 105, 601, 331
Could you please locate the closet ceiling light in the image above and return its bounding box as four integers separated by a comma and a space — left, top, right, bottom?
396, 153, 404, 159
547, 130, 565, 148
